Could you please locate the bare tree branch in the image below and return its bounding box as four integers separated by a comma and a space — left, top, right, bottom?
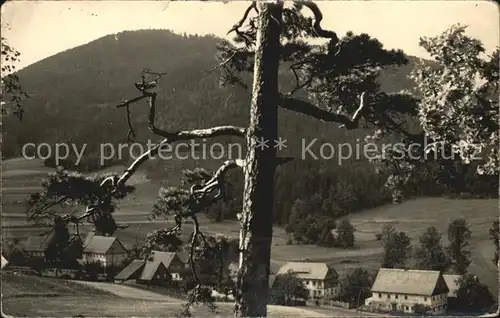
227, 1, 258, 36
145, 92, 246, 139
170, 126, 247, 140
118, 91, 247, 141
116, 139, 167, 187
279, 92, 367, 129
192, 159, 244, 199
125, 104, 136, 142
298, 1, 339, 42
226, 1, 258, 47
188, 214, 206, 283
206, 50, 241, 74
116, 94, 148, 108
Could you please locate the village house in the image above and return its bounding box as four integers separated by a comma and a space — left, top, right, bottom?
114, 251, 185, 284
364, 268, 449, 315
22, 234, 55, 258
1, 254, 8, 268
149, 251, 185, 281
276, 262, 340, 299
82, 232, 128, 267
175, 251, 190, 269
114, 259, 170, 285
114, 259, 145, 283
443, 274, 461, 309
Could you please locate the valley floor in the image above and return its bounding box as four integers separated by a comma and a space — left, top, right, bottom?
2, 272, 373, 317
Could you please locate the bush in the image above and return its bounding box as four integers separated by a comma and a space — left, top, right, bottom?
454, 274, 494, 313
413, 304, 431, 315
82, 261, 105, 281
28, 257, 47, 276
6, 249, 28, 266
332, 219, 355, 248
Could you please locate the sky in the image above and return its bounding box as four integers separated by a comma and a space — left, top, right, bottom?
1, 0, 499, 70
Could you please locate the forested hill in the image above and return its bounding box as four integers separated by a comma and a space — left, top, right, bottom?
6, 29, 490, 236
3, 29, 418, 161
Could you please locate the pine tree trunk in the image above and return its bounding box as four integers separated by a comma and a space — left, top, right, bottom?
234, 3, 282, 317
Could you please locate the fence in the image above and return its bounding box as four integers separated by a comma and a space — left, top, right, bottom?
126, 282, 187, 299
307, 299, 352, 309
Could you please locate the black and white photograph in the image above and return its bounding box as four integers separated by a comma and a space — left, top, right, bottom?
1, 0, 498, 317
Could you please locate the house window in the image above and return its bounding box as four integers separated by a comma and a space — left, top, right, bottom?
404, 295, 408, 300
387, 294, 390, 299
378, 293, 382, 298
424, 297, 427, 301
395, 295, 398, 299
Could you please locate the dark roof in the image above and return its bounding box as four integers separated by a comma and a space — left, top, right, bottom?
151, 251, 180, 268
83, 233, 126, 254
371, 268, 449, 296
114, 260, 145, 281
23, 233, 55, 252
443, 274, 462, 298
140, 260, 166, 281
176, 251, 189, 264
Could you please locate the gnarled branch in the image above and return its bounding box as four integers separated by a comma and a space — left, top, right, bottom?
118, 91, 246, 140
167, 126, 246, 141
227, 1, 258, 47
298, 1, 339, 43
116, 94, 148, 108
227, 1, 257, 35
279, 92, 367, 129
192, 159, 244, 199
116, 139, 167, 188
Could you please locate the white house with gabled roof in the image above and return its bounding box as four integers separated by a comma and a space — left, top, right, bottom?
364, 268, 449, 315
82, 232, 128, 267
276, 262, 340, 299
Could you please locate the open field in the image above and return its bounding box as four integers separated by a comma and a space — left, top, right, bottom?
2, 272, 363, 317
1, 271, 115, 299
2, 158, 498, 298
4, 295, 358, 317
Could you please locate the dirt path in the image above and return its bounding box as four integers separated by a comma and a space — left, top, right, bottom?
70, 281, 369, 317
71, 280, 181, 302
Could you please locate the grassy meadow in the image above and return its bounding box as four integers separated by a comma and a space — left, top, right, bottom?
2, 158, 498, 298
1, 271, 340, 317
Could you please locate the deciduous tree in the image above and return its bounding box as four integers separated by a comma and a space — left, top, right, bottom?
332, 218, 356, 248
1, 36, 28, 121
379, 225, 411, 269
414, 226, 450, 272
455, 274, 494, 313
337, 267, 374, 306
446, 219, 471, 274
374, 25, 499, 199
269, 270, 309, 306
